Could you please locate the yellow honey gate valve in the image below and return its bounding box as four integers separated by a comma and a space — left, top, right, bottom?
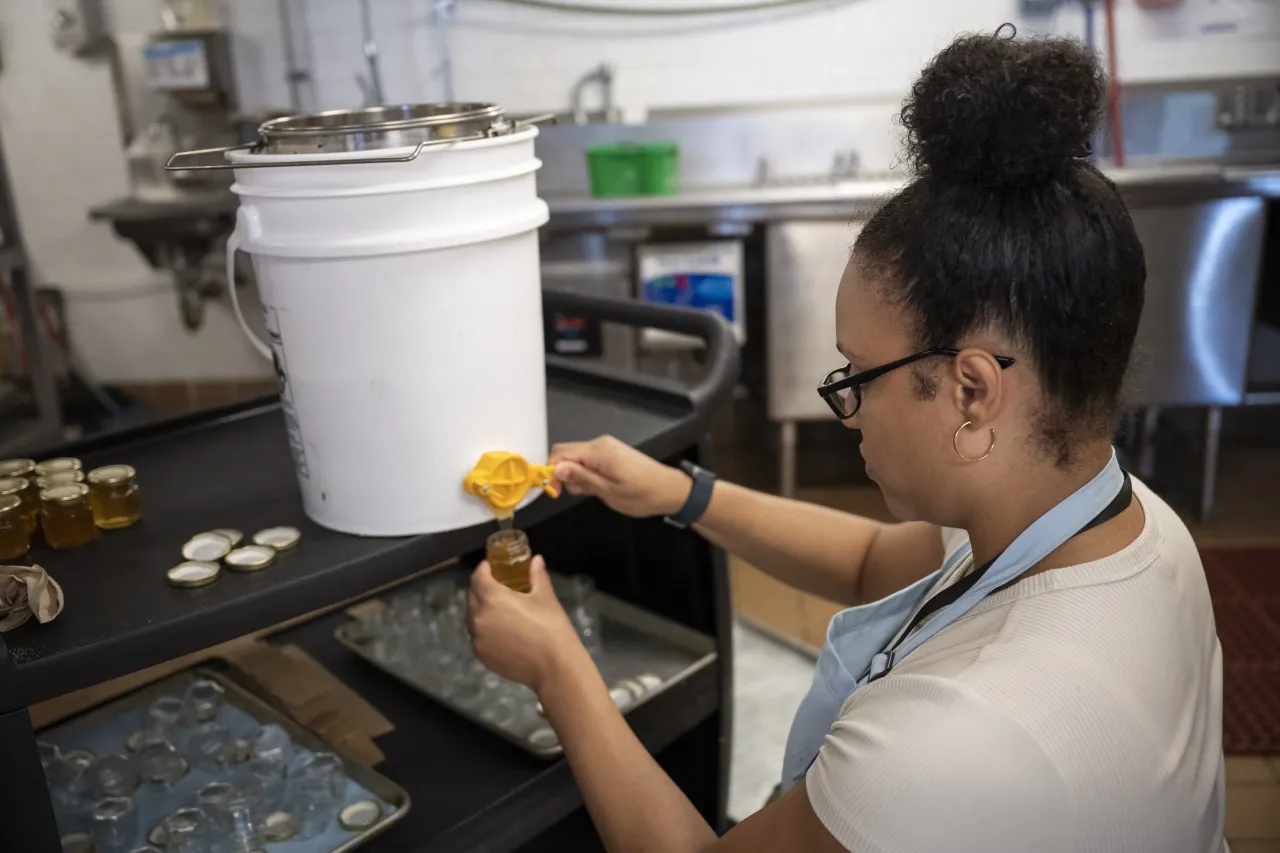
462, 451, 560, 515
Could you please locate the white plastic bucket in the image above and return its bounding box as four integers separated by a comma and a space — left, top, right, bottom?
225, 127, 550, 536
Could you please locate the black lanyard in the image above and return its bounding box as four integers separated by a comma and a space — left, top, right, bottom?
895, 470, 1134, 650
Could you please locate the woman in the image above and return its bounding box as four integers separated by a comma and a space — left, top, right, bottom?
467, 27, 1224, 853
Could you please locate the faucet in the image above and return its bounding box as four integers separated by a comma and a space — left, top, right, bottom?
571, 63, 618, 125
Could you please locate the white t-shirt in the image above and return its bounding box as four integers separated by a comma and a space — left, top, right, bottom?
807, 478, 1225, 853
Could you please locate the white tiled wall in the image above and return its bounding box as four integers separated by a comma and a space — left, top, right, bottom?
1, 0, 1277, 382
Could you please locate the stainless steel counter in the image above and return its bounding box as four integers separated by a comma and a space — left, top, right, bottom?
541, 162, 1279, 522
544, 166, 1280, 230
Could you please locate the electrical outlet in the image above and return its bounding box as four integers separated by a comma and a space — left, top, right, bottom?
45, 0, 107, 56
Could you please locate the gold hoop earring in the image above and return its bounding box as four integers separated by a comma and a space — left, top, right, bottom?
953, 420, 996, 462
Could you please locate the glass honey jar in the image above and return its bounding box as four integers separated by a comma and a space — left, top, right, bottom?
36, 469, 85, 490
0, 494, 30, 560
34, 458, 82, 481
40, 483, 99, 549
0, 458, 36, 483
0, 476, 38, 534
486, 529, 533, 593
87, 465, 141, 530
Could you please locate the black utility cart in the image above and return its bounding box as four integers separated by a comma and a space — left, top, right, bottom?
0, 292, 739, 853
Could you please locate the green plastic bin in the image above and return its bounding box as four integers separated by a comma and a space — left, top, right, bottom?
586, 142, 679, 198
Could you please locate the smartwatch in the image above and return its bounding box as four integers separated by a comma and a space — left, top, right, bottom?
664, 460, 717, 529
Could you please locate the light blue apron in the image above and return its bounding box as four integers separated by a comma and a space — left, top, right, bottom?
780, 451, 1125, 790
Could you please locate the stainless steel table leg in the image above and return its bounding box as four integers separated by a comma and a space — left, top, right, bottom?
1200, 406, 1223, 525
1138, 406, 1160, 481
779, 420, 797, 499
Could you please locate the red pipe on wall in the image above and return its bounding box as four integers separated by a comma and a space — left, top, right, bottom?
1104, 0, 1126, 167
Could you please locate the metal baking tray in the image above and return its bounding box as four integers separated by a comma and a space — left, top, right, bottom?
335, 568, 717, 758
38, 665, 410, 853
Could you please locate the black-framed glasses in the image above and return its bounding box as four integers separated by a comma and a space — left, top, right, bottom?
817, 348, 1016, 420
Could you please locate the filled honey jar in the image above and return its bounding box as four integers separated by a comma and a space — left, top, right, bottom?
34, 458, 82, 481
87, 464, 141, 530
36, 469, 85, 490
0, 476, 37, 534
0, 494, 30, 560
486, 528, 533, 593
0, 458, 36, 483
40, 483, 99, 549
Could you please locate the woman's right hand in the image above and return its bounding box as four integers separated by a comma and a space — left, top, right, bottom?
549, 436, 692, 519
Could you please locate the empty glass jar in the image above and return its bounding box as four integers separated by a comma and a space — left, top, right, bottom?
158, 807, 207, 853
127, 695, 186, 753
185, 678, 225, 726
40, 483, 98, 549
196, 780, 240, 834
90, 796, 137, 853
0, 493, 30, 560
87, 465, 141, 530
137, 743, 188, 789
289, 752, 347, 839
88, 754, 140, 800
566, 574, 604, 656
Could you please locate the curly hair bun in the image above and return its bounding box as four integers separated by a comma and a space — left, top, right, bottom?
901, 25, 1105, 189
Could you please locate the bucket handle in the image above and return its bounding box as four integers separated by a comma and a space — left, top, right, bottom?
225, 230, 272, 360
167, 115, 556, 172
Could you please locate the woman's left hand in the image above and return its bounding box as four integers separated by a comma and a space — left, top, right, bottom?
468, 556, 585, 691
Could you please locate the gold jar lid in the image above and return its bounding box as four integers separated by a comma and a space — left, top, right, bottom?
41, 483, 90, 504
0, 458, 35, 479
0, 494, 22, 517
167, 561, 221, 588
36, 470, 84, 489
182, 532, 233, 562
0, 476, 29, 496
225, 545, 276, 572
59, 833, 93, 853
211, 528, 244, 547
253, 526, 301, 550
34, 457, 82, 477
338, 799, 382, 831
262, 811, 299, 843
87, 464, 136, 485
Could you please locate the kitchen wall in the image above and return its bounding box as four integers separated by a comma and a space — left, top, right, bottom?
1, 0, 1277, 383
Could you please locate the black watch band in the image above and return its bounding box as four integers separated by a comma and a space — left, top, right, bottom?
664, 460, 716, 529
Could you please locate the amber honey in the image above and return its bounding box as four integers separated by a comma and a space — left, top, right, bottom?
87, 465, 141, 530
0, 476, 37, 534
486, 529, 533, 592
0, 494, 30, 560
40, 483, 99, 549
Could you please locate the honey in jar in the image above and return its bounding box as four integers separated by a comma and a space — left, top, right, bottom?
486, 528, 533, 593
87, 465, 141, 530
34, 458, 82, 481
0, 494, 30, 560
0, 458, 36, 483
0, 476, 37, 534
40, 483, 99, 549
36, 469, 85, 490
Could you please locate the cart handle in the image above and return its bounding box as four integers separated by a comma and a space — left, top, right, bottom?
540, 289, 740, 418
